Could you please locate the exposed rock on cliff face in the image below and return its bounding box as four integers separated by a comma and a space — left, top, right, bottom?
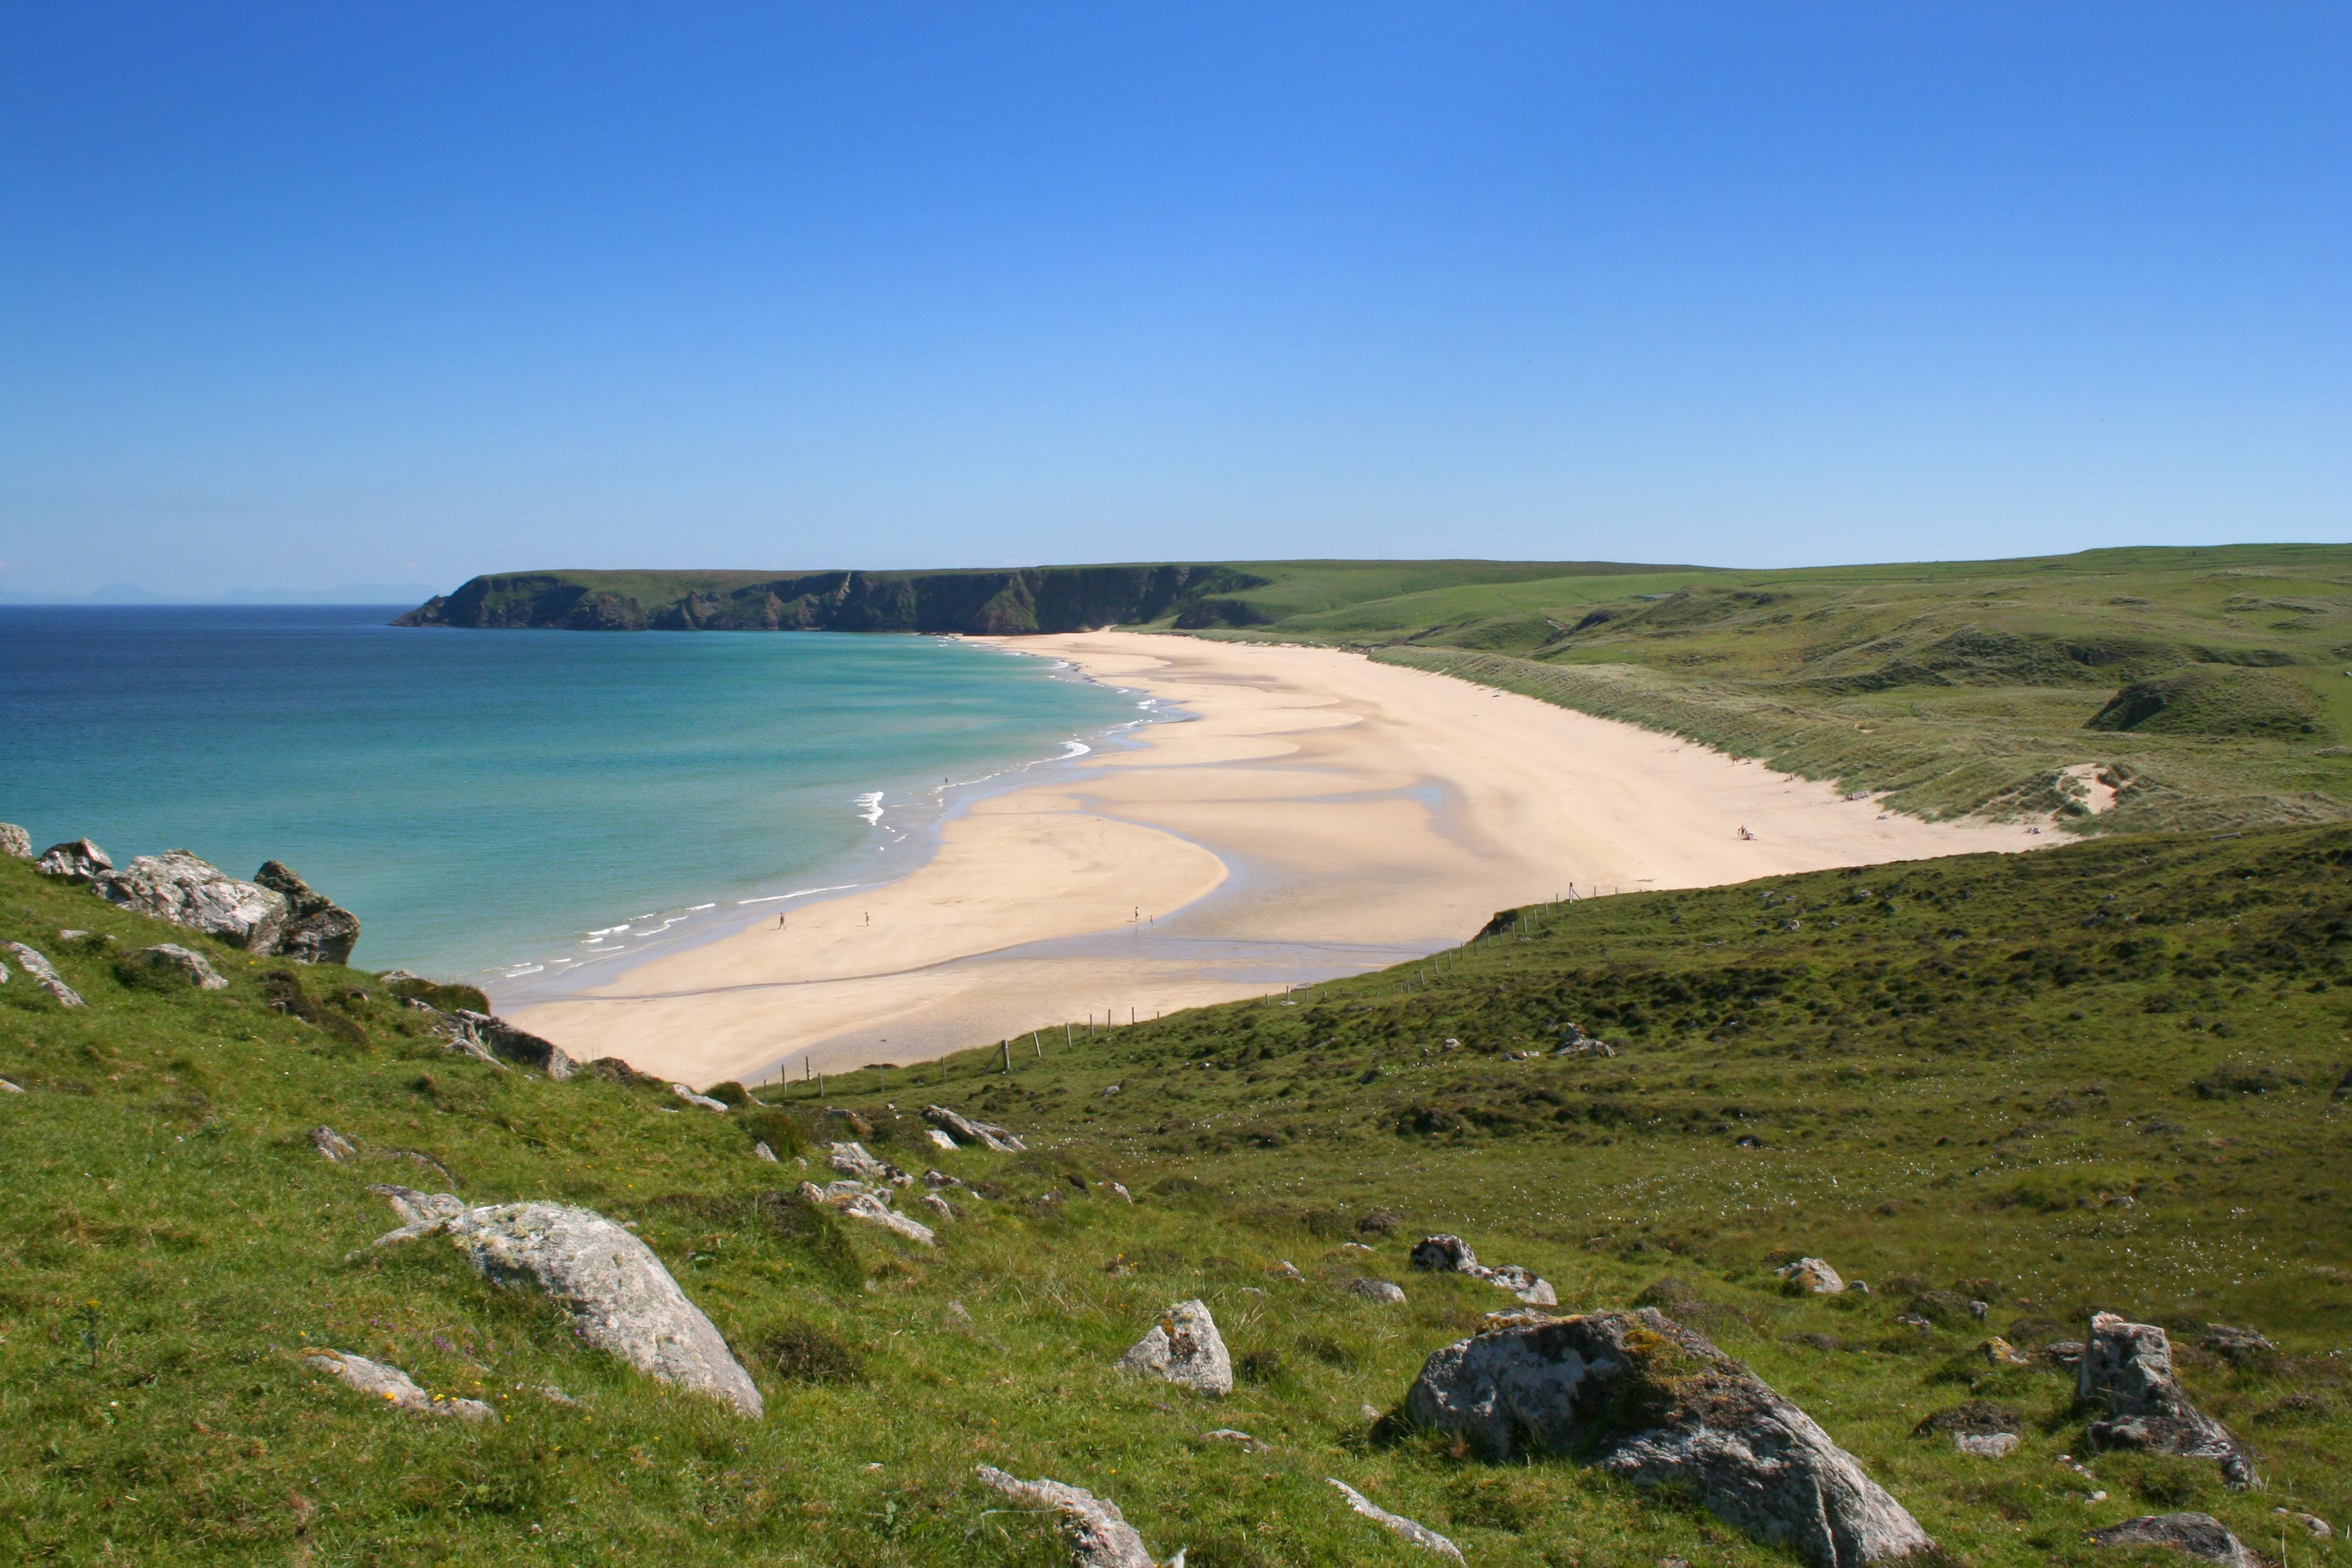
35, 838, 112, 881
1402, 1308, 1933, 1568
395, 564, 1271, 635
256, 860, 363, 964
95, 851, 289, 951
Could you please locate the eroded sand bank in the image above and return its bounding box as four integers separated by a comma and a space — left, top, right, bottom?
508, 633, 2043, 1085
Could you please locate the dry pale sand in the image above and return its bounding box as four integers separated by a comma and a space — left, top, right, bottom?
508, 632, 2045, 1087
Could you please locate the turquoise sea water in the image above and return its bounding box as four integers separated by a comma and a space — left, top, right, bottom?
0, 608, 1147, 983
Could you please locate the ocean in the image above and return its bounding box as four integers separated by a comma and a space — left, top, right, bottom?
0, 606, 1151, 987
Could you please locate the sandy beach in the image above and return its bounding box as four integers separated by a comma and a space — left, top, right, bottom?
508, 633, 2045, 1086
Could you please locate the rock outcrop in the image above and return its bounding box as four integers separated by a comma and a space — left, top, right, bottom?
0, 823, 30, 858
35, 838, 110, 881
128, 943, 229, 990
826, 1141, 907, 1184
452, 1009, 576, 1078
252, 860, 362, 964
2089, 1514, 2261, 1568
95, 851, 289, 952
975, 1466, 1164, 1568
301, 1348, 495, 1421
1116, 1299, 1232, 1397
924, 1104, 1025, 1152
1410, 1234, 1559, 1305
5, 943, 84, 1008
1328, 1477, 1463, 1562
1403, 1308, 1933, 1568
672, 1082, 728, 1111
2078, 1312, 2256, 1488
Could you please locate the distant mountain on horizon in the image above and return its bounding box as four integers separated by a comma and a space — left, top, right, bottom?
0, 581, 439, 606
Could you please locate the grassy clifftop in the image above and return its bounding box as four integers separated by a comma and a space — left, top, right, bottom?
7, 824, 2351, 1564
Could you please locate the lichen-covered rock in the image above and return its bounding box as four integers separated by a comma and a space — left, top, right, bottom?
129, 943, 229, 990
1350, 1278, 1407, 1304
95, 851, 289, 951
1403, 1308, 1933, 1568
4, 943, 84, 1008
1955, 1432, 2019, 1458
2089, 1513, 2261, 1568
2078, 1313, 2256, 1488
444, 1202, 764, 1417
301, 1348, 495, 1421
976, 1467, 1161, 1568
1116, 1299, 1232, 1397
826, 1140, 907, 1183
923, 1104, 1025, 1152
0, 823, 31, 858
35, 838, 110, 881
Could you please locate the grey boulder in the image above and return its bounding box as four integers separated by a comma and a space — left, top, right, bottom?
453, 1009, 577, 1079
444, 1202, 764, 1418
0, 823, 30, 858
5, 942, 84, 1008
35, 838, 111, 881
1403, 1308, 1933, 1568
1328, 1477, 1463, 1563
130, 943, 229, 990
96, 851, 289, 952
253, 860, 362, 964
2079, 1312, 2256, 1488
1116, 1298, 1232, 1397
2089, 1514, 2261, 1568
1350, 1278, 1408, 1304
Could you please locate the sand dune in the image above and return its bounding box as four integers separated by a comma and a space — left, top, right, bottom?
508, 633, 2043, 1085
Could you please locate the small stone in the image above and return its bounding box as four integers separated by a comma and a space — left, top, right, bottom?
926, 1127, 958, 1151
753, 1141, 779, 1163
302, 1348, 495, 1422
1349, 1278, 1407, 1304
5, 943, 84, 1008
924, 1105, 1024, 1152
1978, 1337, 2029, 1366
671, 1083, 729, 1112
1955, 1432, 2019, 1458
1, 1079, 24, 1093
2202, 1324, 2275, 1362
1968, 1300, 1990, 1320
0, 823, 31, 858
975, 1466, 1160, 1568
1111, 1181, 1134, 1203
1328, 1477, 1464, 1563
2273, 1509, 2332, 1540
919, 1192, 956, 1220
2089, 1513, 2261, 1568
1203, 1428, 1255, 1443
1269, 1260, 1305, 1281
311, 1126, 359, 1162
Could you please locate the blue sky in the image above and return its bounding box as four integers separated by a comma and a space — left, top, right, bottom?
1, 3, 2345, 598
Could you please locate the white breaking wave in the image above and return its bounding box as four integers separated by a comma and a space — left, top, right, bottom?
854, 791, 885, 825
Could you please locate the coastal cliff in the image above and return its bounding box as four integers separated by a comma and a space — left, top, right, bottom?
393, 564, 1277, 634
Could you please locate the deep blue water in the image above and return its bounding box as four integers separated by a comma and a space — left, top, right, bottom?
0, 607, 1145, 982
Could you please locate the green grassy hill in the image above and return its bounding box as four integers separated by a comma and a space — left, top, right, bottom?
396, 546, 2352, 834
7, 824, 2350, 1565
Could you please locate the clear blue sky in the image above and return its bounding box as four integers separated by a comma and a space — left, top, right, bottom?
2, 3, 2345, 597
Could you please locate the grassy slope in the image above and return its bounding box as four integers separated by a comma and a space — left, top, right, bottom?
7, 826, 2351, 1565
1151, 544, 2352, 836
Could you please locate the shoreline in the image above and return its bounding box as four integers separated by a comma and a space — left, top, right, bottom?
506, 632, 2048, 1085
482, 640, 1170, 1003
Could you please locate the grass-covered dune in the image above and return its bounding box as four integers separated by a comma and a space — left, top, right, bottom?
6, 823, 2351, 1565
